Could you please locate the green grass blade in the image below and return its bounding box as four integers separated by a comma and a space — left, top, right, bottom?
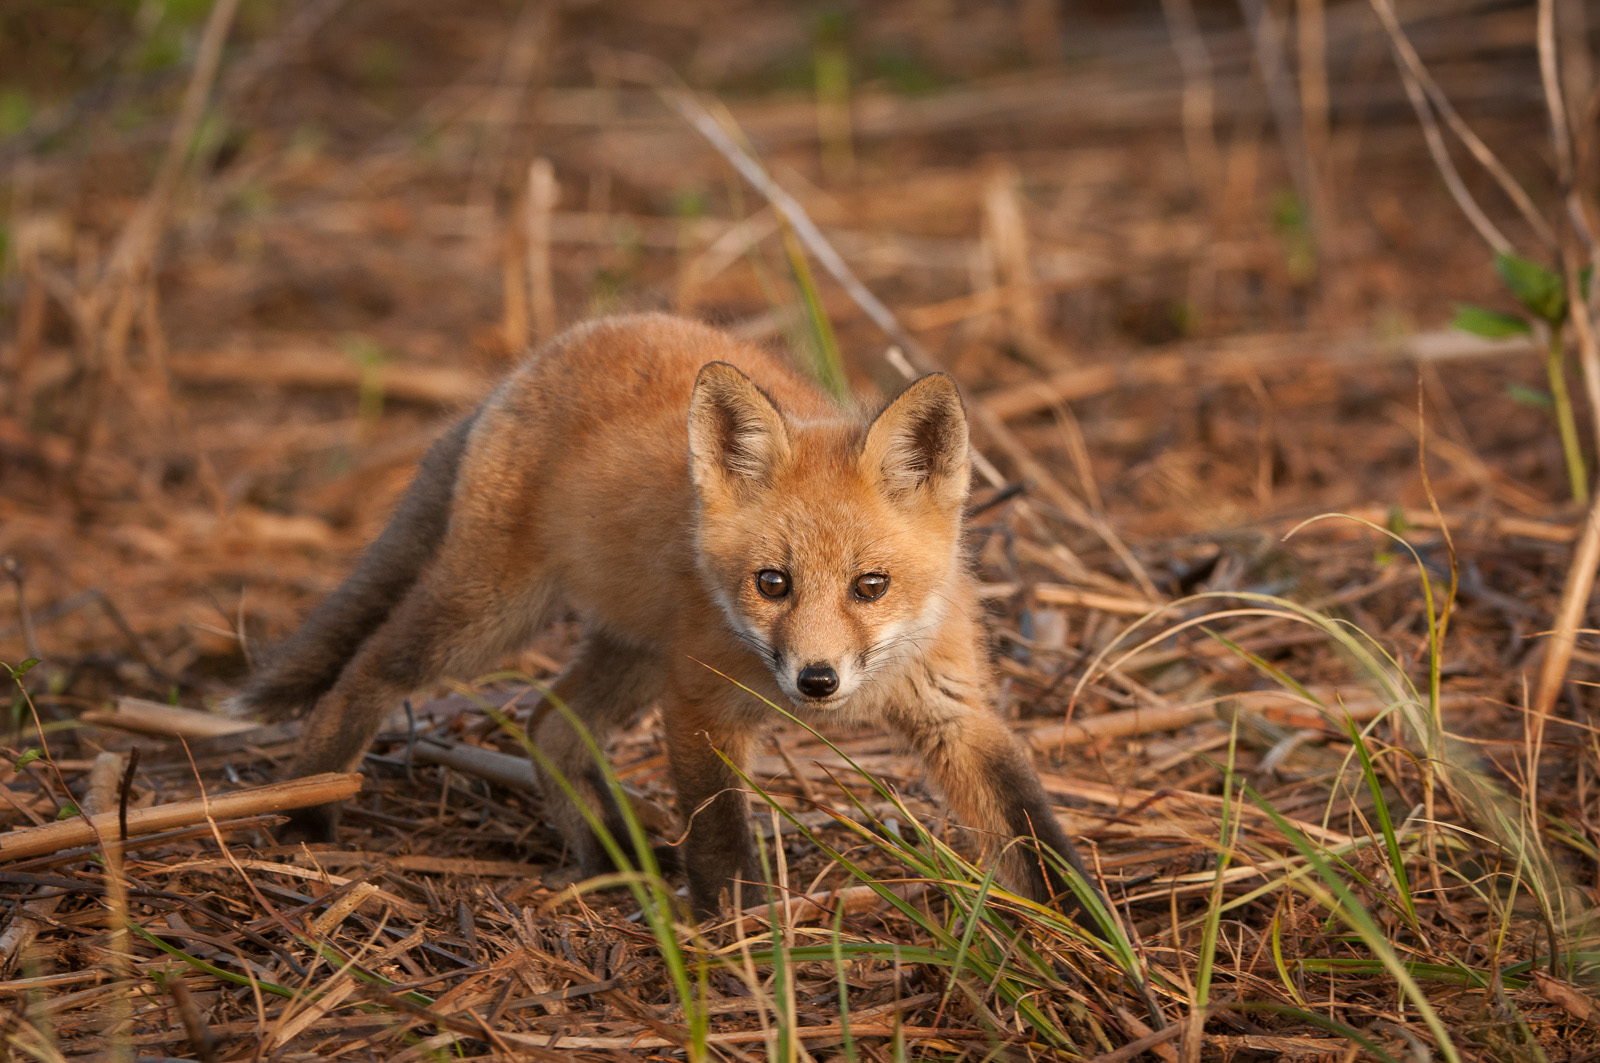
1195, 719, 1239, 1008
466, 680, 710, 1061
1340, 714, 1420, 931
1244, 780, 1463, 1063
778, 218, 848, 402
830, 900, 858, 1063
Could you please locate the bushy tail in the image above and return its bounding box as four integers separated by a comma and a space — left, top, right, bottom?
228, 411, 479, 721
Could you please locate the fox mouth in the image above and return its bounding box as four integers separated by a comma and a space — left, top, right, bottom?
791, 693, 848, 710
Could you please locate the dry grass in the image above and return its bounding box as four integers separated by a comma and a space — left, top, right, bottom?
2, 0, 1599, 1058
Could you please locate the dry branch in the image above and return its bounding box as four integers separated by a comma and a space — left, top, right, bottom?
736, 882, 928, 926
0, 970, 106, 995
11, 816, 287, 871
1533, 495, 1600, 722
1039, 773, 1353, 847
0, 773, 360, 862
168, 857, 425, 921
1030, 689, 1477, 749
1031, 584, 1165, 615
412, 737, 676, 835
981, 329, 1538, 422
981, 163, 1057, 365
570, 20, 1530, 145
525, 158, 559, 342
166, 350, 487, 406
465, 0, 555, 212
1537, 267, 1600, 718
1342, 505, 1576, 544
1368, 0, 1555, 250
270, 850, 545, 878
413, 737, 537, 791
82, 698, 257, 739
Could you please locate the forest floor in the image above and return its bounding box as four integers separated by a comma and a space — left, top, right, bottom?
2, 0, 1598, 1059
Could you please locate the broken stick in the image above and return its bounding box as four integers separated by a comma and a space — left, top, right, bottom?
0, 773, 361, 862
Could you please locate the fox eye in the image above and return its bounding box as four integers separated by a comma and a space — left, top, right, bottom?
756, 570, 791, 599
854, 573, 889, 600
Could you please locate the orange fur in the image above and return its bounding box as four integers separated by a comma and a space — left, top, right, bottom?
232, 313, 1102, 923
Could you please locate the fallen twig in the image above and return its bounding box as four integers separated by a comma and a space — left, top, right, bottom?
980, 329, 1538, 423
83, 698, 258, 739
166, 350, 486, 406
1029, 689, 1477, 749
0, 773, 361, 862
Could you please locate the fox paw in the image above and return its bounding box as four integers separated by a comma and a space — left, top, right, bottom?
278, 803, 341, 845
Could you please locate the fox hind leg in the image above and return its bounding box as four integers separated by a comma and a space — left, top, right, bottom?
280, 540, 559, 842
229, 413, 478, 722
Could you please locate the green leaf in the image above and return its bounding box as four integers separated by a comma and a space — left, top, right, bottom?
14, 748, 42, 770
127, 920, 298, 998
1452, 304, 1530, 339
56, 802, 79, 820
0, 89, 32, 138
1507, 383, 1554, 409
1495, 252, 1566, 324
671, 184, 707, 220
6, 657, 40, 680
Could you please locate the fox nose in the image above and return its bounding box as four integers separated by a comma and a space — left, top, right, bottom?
796, 664, 839, 699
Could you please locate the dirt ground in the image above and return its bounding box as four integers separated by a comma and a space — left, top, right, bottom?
2, 0, 1599, 1059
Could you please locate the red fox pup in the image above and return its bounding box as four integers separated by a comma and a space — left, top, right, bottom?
231, 313, 1100, 920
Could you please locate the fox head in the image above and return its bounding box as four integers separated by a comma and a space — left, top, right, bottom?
687, 362, 971, 708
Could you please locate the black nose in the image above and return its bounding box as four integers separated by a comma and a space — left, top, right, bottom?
796, 664, 839, 699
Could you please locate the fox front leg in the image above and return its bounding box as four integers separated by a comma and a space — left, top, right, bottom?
886, 690, 1109, 935
663, 699, 760, 920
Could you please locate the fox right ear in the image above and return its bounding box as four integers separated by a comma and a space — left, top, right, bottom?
861, 372, 970, 513
688, 362, 791, 499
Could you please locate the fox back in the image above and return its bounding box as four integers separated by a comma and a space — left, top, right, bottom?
234, 313, 1102, 922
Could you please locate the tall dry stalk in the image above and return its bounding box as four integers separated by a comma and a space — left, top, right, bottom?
67, 0, 241, 492
1531, 0, 1600, 723
981, 163, 1056, 367
1369, 0, 1600, 771
526, 158, 559, 343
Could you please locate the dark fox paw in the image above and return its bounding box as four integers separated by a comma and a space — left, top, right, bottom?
647, 842, 682, 875
278, 803, 342, 845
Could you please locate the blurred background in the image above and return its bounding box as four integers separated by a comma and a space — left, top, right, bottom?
0, 0, 1587, 705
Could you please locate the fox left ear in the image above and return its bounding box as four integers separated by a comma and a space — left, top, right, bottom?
861, 372, 970, 512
